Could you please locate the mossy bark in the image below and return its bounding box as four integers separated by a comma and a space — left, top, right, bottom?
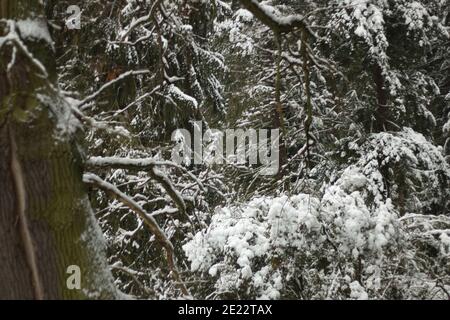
0, 0, 118, 299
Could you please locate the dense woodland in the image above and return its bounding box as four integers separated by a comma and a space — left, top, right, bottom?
0, 0, 449, 299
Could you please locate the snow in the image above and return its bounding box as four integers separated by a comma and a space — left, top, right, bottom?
235, 9, 254, 23
444, 121, 450, 133
183, 187, 397, 298
14, 0, 447, 301
183, 124, 450, 299
0, 20, 49, 78
87, 156, 158, 168
250, 0, 304, 27
16, 19, 53, 46
78, 196, 122, 299
402, 1, 429, 31
168, 84, 198, 108
349, 281, 369, 300
440, 233, 450, 251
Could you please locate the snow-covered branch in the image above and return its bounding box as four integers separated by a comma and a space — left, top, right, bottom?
1, 20, 48, 78
76, 70, 151, 109
83, 173, 190, 297
86, 156, 191, 215
119, 0, 162, 41
238, 0, 317, 37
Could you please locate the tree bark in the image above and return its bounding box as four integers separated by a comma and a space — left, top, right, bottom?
372, 64, 389, 132
0, 0, 118, 299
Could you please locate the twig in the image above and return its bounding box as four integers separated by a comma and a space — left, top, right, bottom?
77, 70, 151, 110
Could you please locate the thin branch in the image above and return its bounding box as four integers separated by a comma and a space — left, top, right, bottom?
119, 0, 163, 41
76, 70, 151, 109
70, 106, 131, 138
83, 173, 190, 297
85, 157, 191, 215
9, 125, 44, 299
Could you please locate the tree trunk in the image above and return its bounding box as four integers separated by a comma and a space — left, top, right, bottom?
0, 0, 118, 299
372, 64, 389, 132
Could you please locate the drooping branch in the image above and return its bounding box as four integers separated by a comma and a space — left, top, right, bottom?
83, 173, 190, 297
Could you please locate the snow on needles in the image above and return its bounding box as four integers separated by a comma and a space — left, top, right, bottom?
183, 189, 398, 299
183, 128, 450, 299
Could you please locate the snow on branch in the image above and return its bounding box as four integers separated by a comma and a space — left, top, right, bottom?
86, 157, 204, 190
76, 70, 152, 109
238, 0, 317, 37
69, 104, 131, 138
1, 20, 48, 78
85, 156, 195, 215
119, 0, 163, 41
83, 173, 190, 297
